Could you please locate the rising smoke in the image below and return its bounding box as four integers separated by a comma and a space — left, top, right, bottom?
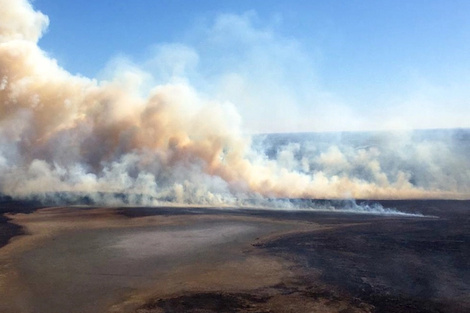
0, 0, 469, 207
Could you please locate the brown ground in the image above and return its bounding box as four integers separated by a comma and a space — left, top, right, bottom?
0, 200, 469, 313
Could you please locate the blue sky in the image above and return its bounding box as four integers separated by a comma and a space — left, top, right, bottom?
33, 0, 470, 132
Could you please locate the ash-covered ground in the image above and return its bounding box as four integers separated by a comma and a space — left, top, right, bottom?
255, 200, 470, 313
0, 199, 468, 313
127, 200, 470, 313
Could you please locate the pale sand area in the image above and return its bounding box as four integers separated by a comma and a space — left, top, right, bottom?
0, 206, 319, 313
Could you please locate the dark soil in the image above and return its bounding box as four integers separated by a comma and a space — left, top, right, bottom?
0, 195, 42, 248
135, 200, 470, 313
259, 200, 470, 313
140, 292, 269, 313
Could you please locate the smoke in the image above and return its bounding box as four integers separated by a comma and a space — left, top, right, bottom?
254, 130, 470, 201
0, 0, 469, 208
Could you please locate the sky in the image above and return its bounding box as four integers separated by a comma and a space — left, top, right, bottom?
32, 0, 470, 133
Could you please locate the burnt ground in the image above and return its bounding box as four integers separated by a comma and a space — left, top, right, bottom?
1, 198, 469, 312
0, 196, 42, 248
134, 200, 470, 313
260, 215, 470, 311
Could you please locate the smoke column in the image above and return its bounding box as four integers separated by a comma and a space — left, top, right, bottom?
0, 0, 469, 206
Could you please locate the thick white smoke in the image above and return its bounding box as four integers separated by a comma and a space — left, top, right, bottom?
0, 0, 468, 206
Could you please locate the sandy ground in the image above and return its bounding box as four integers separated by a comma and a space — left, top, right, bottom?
0, 206, 315, 313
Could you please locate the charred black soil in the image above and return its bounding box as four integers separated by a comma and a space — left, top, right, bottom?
0, 196, 42, 248
255, 200, 470, 313
134, 200, 470, 313
139, 292, 267, 313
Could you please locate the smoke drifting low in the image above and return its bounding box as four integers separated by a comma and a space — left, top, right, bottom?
0, 0, 469, 207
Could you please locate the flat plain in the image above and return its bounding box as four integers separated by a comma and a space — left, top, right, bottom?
0, 199, 468, 313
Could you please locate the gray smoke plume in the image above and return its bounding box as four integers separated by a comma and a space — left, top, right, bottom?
0, 0, 469, 208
